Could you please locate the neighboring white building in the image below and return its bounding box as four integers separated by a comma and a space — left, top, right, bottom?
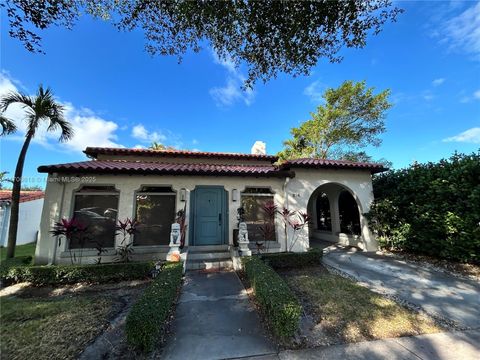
35, 147, 386, 265
0, 190, 44, 247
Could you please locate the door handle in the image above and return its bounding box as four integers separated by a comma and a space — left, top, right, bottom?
218, 213, 222, 226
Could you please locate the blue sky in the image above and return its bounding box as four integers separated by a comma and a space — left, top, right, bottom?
0, 1, 479, 188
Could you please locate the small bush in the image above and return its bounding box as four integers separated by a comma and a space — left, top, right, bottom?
126, 262, 183, 352
4, 261, 153, 286
0, 256, 32, 280
243, 256, 301, 339
261, 248, 322, 270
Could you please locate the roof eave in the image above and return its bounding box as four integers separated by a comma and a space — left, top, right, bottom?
281, 163, 388, 174
38, 166, 295, 178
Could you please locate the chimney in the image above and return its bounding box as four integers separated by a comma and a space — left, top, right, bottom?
251, 141, 266, 155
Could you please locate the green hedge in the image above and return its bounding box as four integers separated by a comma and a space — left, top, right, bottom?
126, 262, 183, 352
3, 261, 154, 286
261, 248, 322, 270
367, 152, 480, 263
0, 256, 33, 282
243, 256, 301, 339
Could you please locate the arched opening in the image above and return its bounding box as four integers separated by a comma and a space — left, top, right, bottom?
307, 182, 363, 247
338, 190, 361, 235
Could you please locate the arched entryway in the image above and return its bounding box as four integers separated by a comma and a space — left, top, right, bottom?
307, 183, 364, 249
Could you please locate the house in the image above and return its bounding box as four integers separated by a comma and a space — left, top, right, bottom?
34, 146, 386, 265
0, 190, 44, 247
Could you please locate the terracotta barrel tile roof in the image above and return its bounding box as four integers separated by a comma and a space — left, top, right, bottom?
38, 160, 294, 178
280, 158, 387, 173
84, 147, 278, 162
0, 190, 45, 203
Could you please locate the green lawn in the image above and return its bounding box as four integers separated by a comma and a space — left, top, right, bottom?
283, 267, 443, 345
0, 242, 36, 262
0, 295, 112, 359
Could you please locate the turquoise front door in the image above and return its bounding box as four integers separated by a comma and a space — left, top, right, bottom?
193, 187, 225, 245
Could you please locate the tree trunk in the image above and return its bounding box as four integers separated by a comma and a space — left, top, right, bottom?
6, 134, 33, 258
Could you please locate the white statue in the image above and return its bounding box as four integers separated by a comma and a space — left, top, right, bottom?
238, 222, 251, 256
238, 222, 249, 243
167, 223, 181, 262
170, 223, 181, 245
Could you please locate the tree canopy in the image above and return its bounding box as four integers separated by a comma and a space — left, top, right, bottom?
278, 80, 392, 163
3, 0, 402, 87
149, 141, 175, 150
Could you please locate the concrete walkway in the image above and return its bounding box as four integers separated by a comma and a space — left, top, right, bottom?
160, 271, 276, 360
322, 248, 480, 329
241, 329, 480, 360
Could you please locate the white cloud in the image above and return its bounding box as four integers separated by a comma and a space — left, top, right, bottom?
432, 78, 446, 86
443, 127, 480, 144
212, 51, 237, 74
131, 124, 166, 143
438, 2, 480, 60
303, 80, 325, 103
459, 89, 480, 103
210, 78, 254, 107
0, 72, 123, 153
210, 50, 255, 107
192, 139, 199, 145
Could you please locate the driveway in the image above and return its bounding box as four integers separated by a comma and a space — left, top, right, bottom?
160, 271, 276, 360
322, 248, 480, 329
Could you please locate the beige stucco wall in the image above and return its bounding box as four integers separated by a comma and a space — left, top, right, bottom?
35, 168, 377, 264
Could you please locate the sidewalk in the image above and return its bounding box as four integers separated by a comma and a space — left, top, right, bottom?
160, 271, 276, 360
240, 330, 480, 360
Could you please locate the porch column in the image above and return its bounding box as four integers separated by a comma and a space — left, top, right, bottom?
330, 190, 341, 236
172, 185, 195, 247
224, 186, 236, 246
115, 183, 138, 248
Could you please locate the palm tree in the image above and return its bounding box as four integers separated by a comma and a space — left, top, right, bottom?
149, 141, 175, 151
0, 85, 73, 258
149, 141, 166, 150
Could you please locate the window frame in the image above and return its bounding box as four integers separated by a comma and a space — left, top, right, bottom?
69, 185, 120, 250
132, 185, 177, 247
240, 187, 277, 242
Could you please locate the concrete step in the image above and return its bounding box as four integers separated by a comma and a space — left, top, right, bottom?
189, 245, 229, 252
186, 258, 233, 271
188, 251, 231, 260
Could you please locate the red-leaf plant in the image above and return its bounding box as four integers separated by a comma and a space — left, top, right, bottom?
259, 200, 277, 253
115, 218, 138, 263
50, 217, 88, 264
278, 208, 311, 252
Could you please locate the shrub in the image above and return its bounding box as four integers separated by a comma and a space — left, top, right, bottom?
367, 151, 480, 263
3, 261, 153, 286
243, 256, 301, 339
261, 248, 322, 270
0, 256, 32, 280
126, 262, 183, 352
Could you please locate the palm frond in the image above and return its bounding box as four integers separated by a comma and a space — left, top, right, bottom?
0, 115, 17, 136
1, 85, 73, 142
0, 91, 33, 112
48, 115, 74, 142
